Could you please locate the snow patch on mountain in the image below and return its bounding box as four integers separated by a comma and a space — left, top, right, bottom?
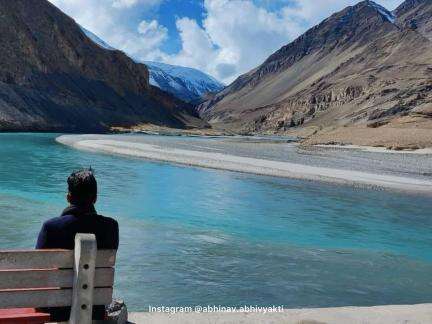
144, 61, 225, 103
367, 1, 396, 23
80, 27, 115, 50
79, 26, 224, 102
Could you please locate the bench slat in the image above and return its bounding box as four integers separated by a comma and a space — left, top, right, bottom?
0, 268, 114, 289
0, 288, 113, 308
0, 250, 116, 270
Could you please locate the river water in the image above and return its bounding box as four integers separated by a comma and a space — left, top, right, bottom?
0, 133, 431, 310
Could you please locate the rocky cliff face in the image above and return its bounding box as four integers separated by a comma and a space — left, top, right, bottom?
198, 0, 432, 142
0, 0, 205, 132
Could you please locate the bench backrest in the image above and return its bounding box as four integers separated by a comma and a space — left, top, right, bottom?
0, 234, 116, 323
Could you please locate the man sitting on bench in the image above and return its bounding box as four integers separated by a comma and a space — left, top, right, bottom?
36, 168, 119, 321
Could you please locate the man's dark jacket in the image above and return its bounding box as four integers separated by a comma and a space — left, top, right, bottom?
36, 205, 119, 321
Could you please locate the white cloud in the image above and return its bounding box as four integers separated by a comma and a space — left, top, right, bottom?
136, 20, 168, 52
49, 0, 405, 84
111, 0, 162, 9
138, 20, 167, 44
112, 0, 139, 9
164, 0, 404, 83
166, 18, 218, 73
48, 0, 165, 60
164, 0, 305, 83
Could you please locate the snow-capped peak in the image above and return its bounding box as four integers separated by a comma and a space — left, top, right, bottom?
144, 61, 223, 89
144, 61, 225, 103
366, 1, 396, 23
79, 26, 224, 102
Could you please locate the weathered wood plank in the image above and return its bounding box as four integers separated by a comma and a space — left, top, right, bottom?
0, 250, 116, 269
0, 268, 114, 289
0, 287, 112, 308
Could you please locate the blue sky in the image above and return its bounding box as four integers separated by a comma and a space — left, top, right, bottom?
156, 0, 204, 54
48, 0, 404, 84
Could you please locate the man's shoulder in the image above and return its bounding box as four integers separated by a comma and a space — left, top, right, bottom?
96, 214, 118, 228
42, 215, 75, 229
42, 214, 118, 232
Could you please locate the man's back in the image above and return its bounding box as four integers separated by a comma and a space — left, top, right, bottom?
35, 205, 118, 321
35, 169, 119, 321
36, 205, 119, 250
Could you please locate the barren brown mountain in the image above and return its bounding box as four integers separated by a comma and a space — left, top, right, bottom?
198, 0, 432, 149
0, 0, 205, 132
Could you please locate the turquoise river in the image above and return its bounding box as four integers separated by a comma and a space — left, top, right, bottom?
0, 133, 431, 310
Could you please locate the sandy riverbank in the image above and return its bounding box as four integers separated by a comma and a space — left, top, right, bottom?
56, 135, 432, 194
128, 303, 432, 324
314, 144, 432, 155
110, 124, 231, 136
300, 118, 432, 151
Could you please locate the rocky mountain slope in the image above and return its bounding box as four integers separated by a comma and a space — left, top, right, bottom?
198, 0, 432, 148
144, 62, 224, 104
395, 0, 432, 39
0, 0, 205, 132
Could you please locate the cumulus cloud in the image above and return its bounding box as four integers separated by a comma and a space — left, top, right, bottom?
48, 0, 165, 60
111, 0, 162, 9
49, 0, 404, 84
164, 0, 403, 83
137, 20, 168, 52
112, 0, 139, 9
164, 0, 305, 83
166, 18, 218, 73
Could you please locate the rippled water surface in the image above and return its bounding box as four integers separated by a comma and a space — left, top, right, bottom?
0, 133, 431, 310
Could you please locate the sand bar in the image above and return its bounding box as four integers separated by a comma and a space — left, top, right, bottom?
315, 144, 432, 155
56, 135, 432, 194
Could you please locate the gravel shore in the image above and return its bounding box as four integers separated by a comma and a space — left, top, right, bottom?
56, 135, 432, 194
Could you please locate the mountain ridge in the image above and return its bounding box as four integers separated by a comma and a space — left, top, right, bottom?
0, 0, 205, 132
197, 0, 432, 148
198, 0, 399, 116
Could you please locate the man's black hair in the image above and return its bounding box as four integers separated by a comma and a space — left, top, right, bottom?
67, 168, 97, 206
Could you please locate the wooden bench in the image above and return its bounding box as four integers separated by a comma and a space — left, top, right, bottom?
0, 234, 117, 324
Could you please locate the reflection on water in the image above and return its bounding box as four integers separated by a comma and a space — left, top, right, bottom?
0, 133, 431, 310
